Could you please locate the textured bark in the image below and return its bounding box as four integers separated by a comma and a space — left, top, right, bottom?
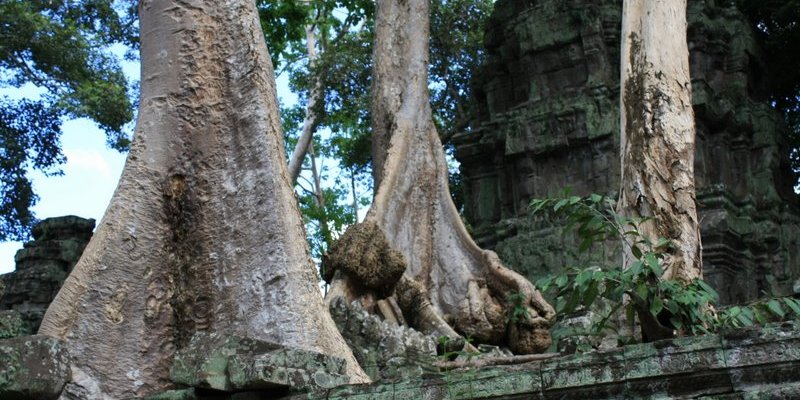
38, 1, 368, 398
325, 0, 555, 354
619, 0, 702, 283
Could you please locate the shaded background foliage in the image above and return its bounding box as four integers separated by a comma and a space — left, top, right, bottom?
737, 0, 800, 187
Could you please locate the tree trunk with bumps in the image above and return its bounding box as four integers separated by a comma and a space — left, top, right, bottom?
39, 1, 368, 397
324, 0, 555, 355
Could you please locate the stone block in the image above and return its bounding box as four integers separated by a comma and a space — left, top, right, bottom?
542, 347, 624, 398
468, 366, 542, 399
170, 332, 348, 393
721, 322, 800, 391
0, 335, 71, 400
144, 388, 199, 400
624, 335, 730, 398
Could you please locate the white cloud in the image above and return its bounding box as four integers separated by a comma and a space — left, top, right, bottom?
63, 149, 115, 179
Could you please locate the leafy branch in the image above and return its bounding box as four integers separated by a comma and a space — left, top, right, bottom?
531, 193, 800, 349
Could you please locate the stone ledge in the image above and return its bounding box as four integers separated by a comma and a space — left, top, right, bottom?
291, 322, 800, 400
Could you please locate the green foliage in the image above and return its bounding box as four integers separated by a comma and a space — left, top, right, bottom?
429, 0, 493, 144
256, 1, 309, 70
0, 0, 135, 240
297, 183, 357, 260
505, 291, 530, 324
532, 193, 800, 347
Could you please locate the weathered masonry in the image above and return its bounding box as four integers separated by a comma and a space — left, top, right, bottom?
454, 0, 800, 304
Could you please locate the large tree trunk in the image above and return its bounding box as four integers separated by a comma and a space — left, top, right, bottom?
619, 0, 702, 282
324, 0, 555, 355
38, 0, 368, 397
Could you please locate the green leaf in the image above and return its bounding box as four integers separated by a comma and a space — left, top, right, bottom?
767, 299, 786, 318
784, 297, 800, 316
590, 193, 602, 203
555, 274, 569, 288
650, 296, 663, 316
738, 308, 754, 326
631, 245, 643, 259
644, 253, 662, 276
554, 199, 569, 212
555, 297, 566, 313
629, 260, 644, 276
583, 280, 600, 307
753, 307, 767, 324
635, 282, 649, 302
664, 300, 679, 314
565, 290, 581, 314
696, 280, 719, 302
578, 237, 593, 252
575, 269, 593, 288
536, 276, 553, 292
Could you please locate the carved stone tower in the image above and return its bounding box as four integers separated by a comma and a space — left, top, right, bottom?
454, 0, 800, 304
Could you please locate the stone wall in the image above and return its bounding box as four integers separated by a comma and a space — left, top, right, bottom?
453, 0, 800, 304
128, 322, 800, 399
0, 216, 94, 334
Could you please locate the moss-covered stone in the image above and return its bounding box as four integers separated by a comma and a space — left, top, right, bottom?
288, 323, 800, 399
0, 335, 70, 400
0, 310, 24, 339
170, 332, 348, 393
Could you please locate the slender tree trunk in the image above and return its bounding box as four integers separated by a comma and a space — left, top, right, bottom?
350, 168, 359, 220
39, 1, 368, 397
309, 142, 333, 245
619, 0, 702, 283
288, 10, 323, 183
324, 0, 555, 355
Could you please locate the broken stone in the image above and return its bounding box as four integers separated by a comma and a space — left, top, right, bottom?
170, 332, 348, 393
0, 216, 95, 335
328, 297, 438, 381
0, 335, 71, 400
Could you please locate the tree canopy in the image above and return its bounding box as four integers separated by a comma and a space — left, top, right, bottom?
0, 0, 136, 240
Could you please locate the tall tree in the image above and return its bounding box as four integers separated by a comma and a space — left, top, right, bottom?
38, 0, 368, 397
0, 0, 136, 240
619, 0, 702, 284
323, 0, 555, 354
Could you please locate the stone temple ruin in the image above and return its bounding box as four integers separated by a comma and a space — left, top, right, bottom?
2, 0, 800, 399
1, 219, 800, 398
453, 0, 800, 305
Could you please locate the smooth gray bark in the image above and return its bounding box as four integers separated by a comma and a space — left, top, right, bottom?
39, 1, 368, 397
